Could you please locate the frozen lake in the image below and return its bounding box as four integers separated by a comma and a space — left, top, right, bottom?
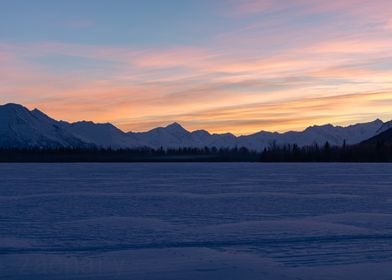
1, 163, 392, 279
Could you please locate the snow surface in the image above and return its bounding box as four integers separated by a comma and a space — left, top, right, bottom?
1, 163, 392, 279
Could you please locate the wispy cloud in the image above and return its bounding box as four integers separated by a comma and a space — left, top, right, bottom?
114, 90, 392, 134
1, 1, 392, 133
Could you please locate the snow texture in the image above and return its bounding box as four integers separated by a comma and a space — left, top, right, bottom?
1, 163, 392, 279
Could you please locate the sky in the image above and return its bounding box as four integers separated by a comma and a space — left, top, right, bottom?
0, 0, 392, 135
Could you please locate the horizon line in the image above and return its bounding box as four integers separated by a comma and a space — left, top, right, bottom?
1, 102, 389, 137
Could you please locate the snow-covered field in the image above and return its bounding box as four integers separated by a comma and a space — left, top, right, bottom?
1, 163, 392, 279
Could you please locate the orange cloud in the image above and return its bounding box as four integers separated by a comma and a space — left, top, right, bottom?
1, 0, 392, 137
115, 90, 392, 135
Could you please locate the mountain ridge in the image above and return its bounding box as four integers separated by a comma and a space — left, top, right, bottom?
0, 103, 390, 151
361, 127, 392, 145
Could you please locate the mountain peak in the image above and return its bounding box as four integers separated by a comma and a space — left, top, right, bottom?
165, 122, 189, 133
0, 103, 31, 121
1, 103, 28, 112
31, 108, 53, 121
304, 123, 334, 132
166, 122, 183, 129
376, 119, 392, 134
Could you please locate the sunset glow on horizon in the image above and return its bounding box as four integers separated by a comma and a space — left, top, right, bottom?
1, 0, 392, 135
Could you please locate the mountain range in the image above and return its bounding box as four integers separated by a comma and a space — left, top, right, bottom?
1, 103, 391, 151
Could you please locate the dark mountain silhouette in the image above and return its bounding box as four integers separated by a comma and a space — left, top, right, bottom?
360, 127, 392, 145
0, 103, 390, 151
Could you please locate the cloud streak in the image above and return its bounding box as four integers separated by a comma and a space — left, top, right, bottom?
1, 1, 392, 134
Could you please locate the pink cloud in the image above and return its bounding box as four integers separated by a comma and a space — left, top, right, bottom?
1, 1, 392, 135
133, 47, 215, 69
386, 19, 392, 30
0, 51, 13, 61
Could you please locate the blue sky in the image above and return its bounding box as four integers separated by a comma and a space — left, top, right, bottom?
0, 0, 224, 45
1, 0, 392, 134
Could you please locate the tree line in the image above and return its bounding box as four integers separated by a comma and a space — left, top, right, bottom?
260, 141, 392, 162
0, 140, 391, 162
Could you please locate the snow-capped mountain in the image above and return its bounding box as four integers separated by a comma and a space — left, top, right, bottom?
361, 126, 392, 145
129, 123, 237, 149
130, 123, 194, 148
236, 119, 386, 151
128, 120, 387, 151
0, 103, 389, 150
376, 120, 392, 134
0, 103, 86, 148
60, 121, 140, 149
